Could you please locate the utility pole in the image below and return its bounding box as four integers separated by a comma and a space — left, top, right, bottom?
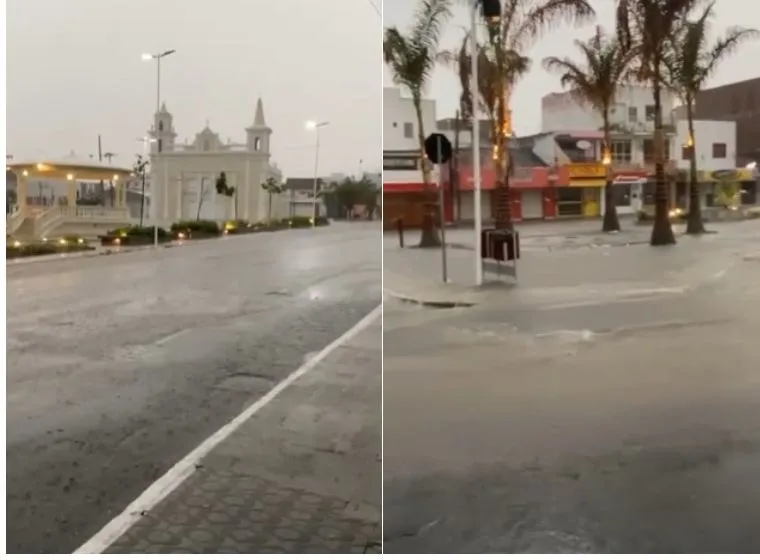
452, 110, 461, 224
97, 135, 105, 204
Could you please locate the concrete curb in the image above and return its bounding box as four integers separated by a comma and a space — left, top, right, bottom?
383, 288, 477, 309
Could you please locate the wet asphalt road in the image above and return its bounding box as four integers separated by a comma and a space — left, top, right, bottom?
383, 228, 760, 554
6, 223, 381, 554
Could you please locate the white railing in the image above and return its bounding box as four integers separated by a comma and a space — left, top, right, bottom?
33, 206, 65, 236
58, 206, 130, 220
33, 206, 131, 237
6, 209, 25, 234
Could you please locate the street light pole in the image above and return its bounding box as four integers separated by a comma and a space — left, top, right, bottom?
470, 1, 483, 286
306, 120, 329, 225
142, 49, 176, 246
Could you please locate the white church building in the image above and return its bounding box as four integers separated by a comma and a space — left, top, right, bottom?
148, 97, 286, 225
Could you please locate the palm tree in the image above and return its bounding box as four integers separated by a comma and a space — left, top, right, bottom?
261, 177, 286, 221
444, 0, 594, 231
543, 26, 637, 233
663, 2, 759, 234
384, 0, 452, 247
616, 0, 702, 246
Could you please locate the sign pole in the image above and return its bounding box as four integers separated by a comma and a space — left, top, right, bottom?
437, 140, 448, 283
424, 132, 454, 285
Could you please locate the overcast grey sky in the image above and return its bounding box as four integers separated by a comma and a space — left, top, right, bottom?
383, 0, 760, 135
6, 0, 381, 178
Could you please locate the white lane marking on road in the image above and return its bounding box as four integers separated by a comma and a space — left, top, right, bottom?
74, 303, 382, 554
712, 269, 727, 279
153, 329, 190, 346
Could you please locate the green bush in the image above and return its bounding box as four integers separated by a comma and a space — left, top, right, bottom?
289, 216, 313, 228
7, 239, 94, 259
107, 225, 170, 239
170, 220, 221, 235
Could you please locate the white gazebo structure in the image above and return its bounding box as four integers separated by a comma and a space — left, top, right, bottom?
6, 156, 133, 239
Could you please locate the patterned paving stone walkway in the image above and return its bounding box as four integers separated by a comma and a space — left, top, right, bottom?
106, 318, 382, 554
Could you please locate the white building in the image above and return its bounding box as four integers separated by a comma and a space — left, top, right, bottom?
149, 98, 286, 225
383, 86, 437, 186
541, 85, 679, 134
673, 119, 736, 171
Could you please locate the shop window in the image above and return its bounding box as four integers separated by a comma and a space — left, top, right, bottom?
610, 184, 632, 207
712, 143, 727, 158
556, 187, 583, 216
612, 140, 632, 163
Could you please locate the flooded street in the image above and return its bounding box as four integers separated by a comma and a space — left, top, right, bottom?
6, 224, 381, 554
383, 223, 760, 553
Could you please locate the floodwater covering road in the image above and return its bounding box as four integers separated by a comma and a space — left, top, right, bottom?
6, 223, 381, 554
383, 223, 760, 554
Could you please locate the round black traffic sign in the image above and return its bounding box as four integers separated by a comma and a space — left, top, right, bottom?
424, 133, 453, 164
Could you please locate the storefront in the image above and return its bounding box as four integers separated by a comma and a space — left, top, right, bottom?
699, 168, 759, 208
566, 163, 607, 217
613, 171, 651, 215
456, 165, 562, 222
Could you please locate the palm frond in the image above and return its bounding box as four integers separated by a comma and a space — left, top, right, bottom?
510, 0, 595, 52
664, 0, 758, 101
410, 0, 453, 53
383, 0, 453, 97
543, 25, 635, 114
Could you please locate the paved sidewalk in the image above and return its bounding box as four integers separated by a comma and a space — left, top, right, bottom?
101, 317, 382, 554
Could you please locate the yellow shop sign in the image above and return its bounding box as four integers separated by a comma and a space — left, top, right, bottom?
698, 168, 757, 182
568, 163, 606, 179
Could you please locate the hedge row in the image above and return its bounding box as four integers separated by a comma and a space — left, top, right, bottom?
100, 216, 329, 246
7, 236, 95, 259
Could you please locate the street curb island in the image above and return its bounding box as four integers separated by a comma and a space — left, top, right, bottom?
383, 287, 477, 309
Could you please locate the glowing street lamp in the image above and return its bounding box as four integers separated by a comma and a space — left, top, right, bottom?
305, 120, 330, 224
141, 49, 176, 246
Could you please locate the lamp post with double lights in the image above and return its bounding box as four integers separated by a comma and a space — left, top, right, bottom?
470, 0, 501, 286
305, 120, 330, 224
141, 49, 175, 246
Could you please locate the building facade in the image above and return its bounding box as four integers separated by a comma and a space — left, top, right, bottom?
149, 98, 286, 225
382, 87, 440, 228
541, 85, 679, 134
694, 77, 760, 167
540, 84, 759, 216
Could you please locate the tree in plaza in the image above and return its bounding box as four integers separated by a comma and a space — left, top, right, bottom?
261, 177, 286, 221
662, 2, 758, 234
330, 177, 377, 219
543, 26, 637, 233
133, 154, 150, 227
215, 172, 238, 219
444, 0, 594, 231
383, 0, 452, 247
616, 0, 702, 246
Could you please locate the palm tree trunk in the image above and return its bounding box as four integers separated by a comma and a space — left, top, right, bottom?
601, 108, 621, 232
650, 75, 676, 246
267, 191, 272, 221
685, 97, 705, 234
413, 94, 441, 248
493, 40, 512, 231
